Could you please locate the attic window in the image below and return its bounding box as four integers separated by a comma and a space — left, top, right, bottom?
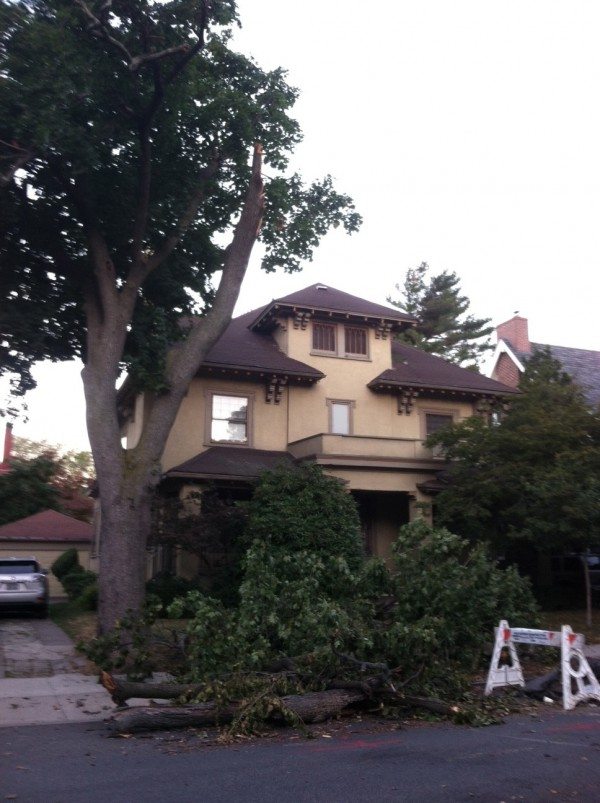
344, 326, 367, 356
316, 284, 328, 290
313, 323, 336, 353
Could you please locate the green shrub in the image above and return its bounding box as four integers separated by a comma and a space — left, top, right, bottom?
78, 581, 98, 611
375, 519, 538, 695
246, 463, 364, 570
51, 548, 80, 581
146, 573, 199, 611
61, 568, 97, 601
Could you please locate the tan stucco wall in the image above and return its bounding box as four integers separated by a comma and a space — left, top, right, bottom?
0, 542, 93, 597
161, 377, 289, 471
157, 322, 475, 472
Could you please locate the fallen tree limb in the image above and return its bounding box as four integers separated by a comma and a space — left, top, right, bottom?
108, 688, 365, 734
522, 668, 561, 699
401, 695, 460, 716
100, 671, 206, 706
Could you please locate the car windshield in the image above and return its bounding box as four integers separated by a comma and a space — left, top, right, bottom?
0, 561, 38, 575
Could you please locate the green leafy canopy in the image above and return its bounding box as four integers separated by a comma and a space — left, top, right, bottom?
0, 0, 361, 393
429, 350, 600, 554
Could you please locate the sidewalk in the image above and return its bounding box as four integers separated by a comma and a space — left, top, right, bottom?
0, 618, 114, 726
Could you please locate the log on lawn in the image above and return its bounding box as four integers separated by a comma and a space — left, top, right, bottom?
108, 689, 366, 734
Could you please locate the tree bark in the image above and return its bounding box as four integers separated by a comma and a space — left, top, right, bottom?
85, 144, 264, 634
108, 689, 365, 734
101, 672, 206, 707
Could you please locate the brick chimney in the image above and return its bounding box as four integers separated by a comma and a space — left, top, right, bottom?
496, 315, 531, 355
0, 422, 13, 475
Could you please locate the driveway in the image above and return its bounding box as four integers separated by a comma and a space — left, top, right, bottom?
0, 617, 114, 726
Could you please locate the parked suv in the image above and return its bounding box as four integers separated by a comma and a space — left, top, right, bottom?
0, 557, 49, 617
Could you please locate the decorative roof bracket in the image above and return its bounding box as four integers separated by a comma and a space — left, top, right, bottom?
374, 320, 392, 340
293, 311, 312, 330
397, 389, 418, 415
266, 376, 288, 404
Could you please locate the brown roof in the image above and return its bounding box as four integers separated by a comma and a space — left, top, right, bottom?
250, 284, 416, 330
368, 341, 520, 397
166, 447, 295, 481
202, 309, 323, 381
0, 510, 93, 543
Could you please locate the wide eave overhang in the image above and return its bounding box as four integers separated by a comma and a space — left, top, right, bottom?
198, 361, 323, 384
250, 302, 415, 333
367, 376, 521, 402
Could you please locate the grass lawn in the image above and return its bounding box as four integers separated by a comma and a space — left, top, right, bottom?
50, 600, 98, 645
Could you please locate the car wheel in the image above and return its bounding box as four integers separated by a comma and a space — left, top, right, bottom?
37, 606, 49, 619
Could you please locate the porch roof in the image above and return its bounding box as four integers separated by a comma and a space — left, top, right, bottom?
165, 447, 295, 482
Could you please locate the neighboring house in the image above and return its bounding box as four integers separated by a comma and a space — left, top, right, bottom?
121, 284, 518, 578
491, 315, 600, 408
0, 509, 94, 597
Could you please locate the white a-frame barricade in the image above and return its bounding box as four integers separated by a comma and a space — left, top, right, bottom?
485, 620, 600, 710
561, 625, 600, 711
484, 620, 525, 696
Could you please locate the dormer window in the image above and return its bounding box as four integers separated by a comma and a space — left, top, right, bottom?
311, 323, 369, 360
312, 323, 337, 353
344, 326, 367, 356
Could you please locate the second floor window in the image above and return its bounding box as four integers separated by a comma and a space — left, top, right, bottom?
329, 400, 353, 435
425, 413, 453, 437
211, 394, 249, 443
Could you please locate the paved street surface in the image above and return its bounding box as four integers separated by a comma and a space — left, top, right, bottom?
0, 617, 114, 726
2, 617, 600, 800
2, 707, 600, 801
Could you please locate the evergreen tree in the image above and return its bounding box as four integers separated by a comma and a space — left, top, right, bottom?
388, 262, 493, 368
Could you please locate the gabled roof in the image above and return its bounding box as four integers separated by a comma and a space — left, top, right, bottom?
0, 509, 93, 543
166, 447, 294, 481
531, 342, 600, 408
368, 341, 520, 398
494, 336, 600, 408
200, 308, 323, 382
250, 284, 415, 331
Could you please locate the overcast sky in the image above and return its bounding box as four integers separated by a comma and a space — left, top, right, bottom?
4, 0, 600, 452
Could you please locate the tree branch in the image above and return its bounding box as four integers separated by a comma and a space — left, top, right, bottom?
132, 144, 264, 466
0, 140, 35, 188
74, 0, 134, 65
141, 154, 222, 276
75, 0, 195, 73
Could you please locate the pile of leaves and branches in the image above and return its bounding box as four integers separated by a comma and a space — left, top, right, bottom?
82, 465, 538, 736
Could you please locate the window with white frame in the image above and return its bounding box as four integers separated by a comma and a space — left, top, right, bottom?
210, 394, 249, 444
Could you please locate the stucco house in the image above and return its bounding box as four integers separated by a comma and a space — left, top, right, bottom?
121, 284, 518, 578
491, 315, 600, 408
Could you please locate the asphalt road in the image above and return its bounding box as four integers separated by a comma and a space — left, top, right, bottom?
2, 707, 600, 802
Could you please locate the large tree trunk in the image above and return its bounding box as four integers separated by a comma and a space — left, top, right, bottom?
108, 689, 365, 734
97, 489, 153, 627
83, 145, 264, 634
